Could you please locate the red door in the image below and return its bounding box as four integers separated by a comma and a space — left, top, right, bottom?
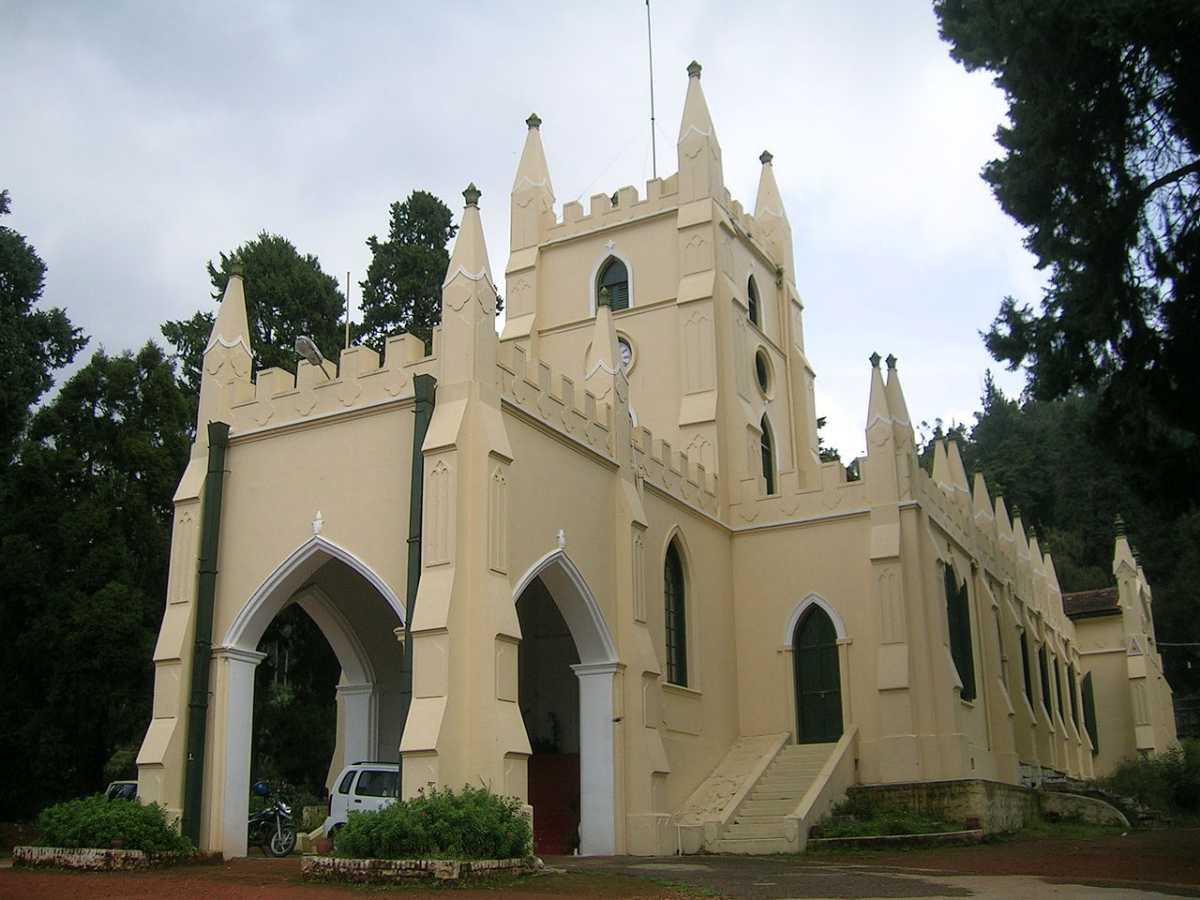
527, 753, 580, 856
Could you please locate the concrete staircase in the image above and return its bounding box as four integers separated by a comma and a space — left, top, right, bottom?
713, 742, 837, 854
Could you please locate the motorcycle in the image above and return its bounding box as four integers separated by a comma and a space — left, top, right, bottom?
248, 781, 297, 857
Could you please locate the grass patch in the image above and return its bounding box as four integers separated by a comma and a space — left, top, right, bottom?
1015, 815, 1126, 841
809, 793, 961, 839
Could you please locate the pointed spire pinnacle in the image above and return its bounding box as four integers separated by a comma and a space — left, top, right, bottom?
678, 60, 717, 142
677, 60, 723, 202
447, 184, 492, 284
995, 495, 1012, 537
884, 355, 912, 427
973, 472, 995, 523
946, 439, 971, 494
754, 148, 788, 223
442, 184, 498, 384
932, 440, 952, 491
760, 150, 773, 165
513, 116, 555, 198
205, 269, 252, 359
866, 353, 890, 431
586, 285, 621, 404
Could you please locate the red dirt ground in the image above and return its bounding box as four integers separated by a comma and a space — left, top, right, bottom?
0, 857, 688, 900
841, 827, 1200, 888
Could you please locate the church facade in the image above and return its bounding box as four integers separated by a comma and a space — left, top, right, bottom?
136, 62, 1177, 858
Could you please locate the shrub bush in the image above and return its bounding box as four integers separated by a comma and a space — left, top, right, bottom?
334, 786, 531, 860
810, 794, 958, 838
37, 795, 193, 853
1101, 740, 1200, 814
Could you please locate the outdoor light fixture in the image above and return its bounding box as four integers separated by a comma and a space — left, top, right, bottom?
294, 335, 331, 379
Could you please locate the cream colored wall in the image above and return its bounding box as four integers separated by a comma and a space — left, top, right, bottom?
212, 407, 412, 646
730, 513, 869, 742
641, 490, 739, 812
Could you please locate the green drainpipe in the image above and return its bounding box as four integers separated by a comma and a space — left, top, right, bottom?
181, 421, 230, 846
398, 375, 436, 752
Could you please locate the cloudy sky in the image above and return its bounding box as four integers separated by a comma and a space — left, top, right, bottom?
3, 1, 1040, 460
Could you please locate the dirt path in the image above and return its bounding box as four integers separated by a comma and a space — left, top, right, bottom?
0, 857, 690, 900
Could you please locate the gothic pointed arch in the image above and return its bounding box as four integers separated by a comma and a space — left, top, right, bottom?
791, 601, 843, 743
589, 253, 633, 314
760, 414, 777, 495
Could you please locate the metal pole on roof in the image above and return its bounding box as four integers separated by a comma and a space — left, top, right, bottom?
646, 0, 658, 179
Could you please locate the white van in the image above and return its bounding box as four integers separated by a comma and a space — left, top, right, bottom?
321, 762, 400, 838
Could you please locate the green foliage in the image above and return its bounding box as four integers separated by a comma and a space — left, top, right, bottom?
0, 188, 88, 462
934, 0, 1200, 507
359, 191, 459, 352
334, 786, 532, 860
163, 232, 346, 397
0, 344, 190, 820
36, 795, 192, 853
251, 604, 340, 800
927, 374, 1199, 693
812, 794, 958, 838
1101, 740, 1200, 814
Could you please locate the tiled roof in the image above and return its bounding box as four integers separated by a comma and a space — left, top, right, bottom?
1063, 586, 1120, 619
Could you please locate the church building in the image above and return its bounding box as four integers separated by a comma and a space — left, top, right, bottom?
136, 62, 1177, 858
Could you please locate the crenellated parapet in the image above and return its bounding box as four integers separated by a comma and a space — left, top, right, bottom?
631, 422, 719, 517
226, 334, 435, 435
495, 341, 719, 517
497, 342, 614, 457
544, 176, 680, 244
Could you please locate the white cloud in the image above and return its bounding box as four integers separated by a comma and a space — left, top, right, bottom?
3, 0, 1039, 464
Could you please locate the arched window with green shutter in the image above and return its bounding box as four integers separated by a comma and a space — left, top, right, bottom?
943, 564, 976, 701
760, 415, 776, 495
664, 541, 687, 687
597, 257, 630, 311
1082, 671, 1099, 754
747, 274, 761, 327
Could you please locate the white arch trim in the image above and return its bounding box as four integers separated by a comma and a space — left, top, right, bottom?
291, 585, 377, 685
512, 548, 618, 664
783, 593, 848, 645
587, 250, 635, 317
512, 546, 618, 855
222, 535, 405, 652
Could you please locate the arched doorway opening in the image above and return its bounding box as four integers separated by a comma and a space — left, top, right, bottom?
513, 550, 618, 856
216, 537, 405, 858
792, 603, 843, 744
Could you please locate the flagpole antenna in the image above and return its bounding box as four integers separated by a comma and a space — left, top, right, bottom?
646, 0, 658, 179
345, 271, 351, 349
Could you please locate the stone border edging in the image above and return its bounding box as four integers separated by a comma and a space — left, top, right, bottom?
301, 854, 541, 883
12, 846, 219, 870
808, 828, 984, 850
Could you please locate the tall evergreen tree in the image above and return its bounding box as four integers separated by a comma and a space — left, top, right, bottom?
935, 0, 1200, 505
0, 189, 87, 462
0, 343, 190, 818
359, 191, 459, 352
163, 233, 346, 397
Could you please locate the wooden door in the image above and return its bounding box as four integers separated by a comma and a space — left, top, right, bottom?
793, 606, 843, 743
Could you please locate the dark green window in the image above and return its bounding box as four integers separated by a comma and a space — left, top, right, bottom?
1020, 632, 1033, 702
1082, 672, 1099, 753
760, 416, 776, 495
598, 257, 629, 311
1038, 645, 1052, 715
664, 541, 687, 686
1068, 663, 1080, 729
747, 275, 761, 327
1054, 657, 1065, 722
943, 565, 976, 701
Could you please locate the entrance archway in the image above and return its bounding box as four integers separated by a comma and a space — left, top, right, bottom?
792, 603, 843, 744
513, 550, 618, 856
215, 536, 405, 858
